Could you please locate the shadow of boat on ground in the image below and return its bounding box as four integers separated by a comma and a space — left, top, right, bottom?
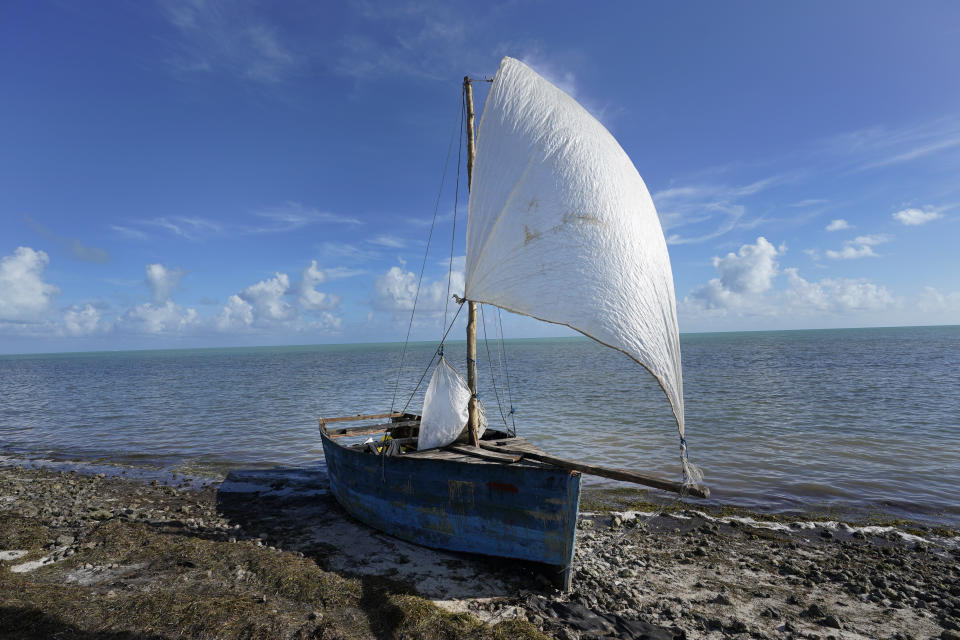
215, 466, 552, 602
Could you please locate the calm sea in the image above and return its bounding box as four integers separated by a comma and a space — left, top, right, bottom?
1, 326, 958, 525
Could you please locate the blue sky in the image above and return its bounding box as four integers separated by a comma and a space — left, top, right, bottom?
2, 0, 958, 354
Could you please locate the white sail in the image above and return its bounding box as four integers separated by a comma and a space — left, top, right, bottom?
466, 57, 686, 443
418, 357, 487, 450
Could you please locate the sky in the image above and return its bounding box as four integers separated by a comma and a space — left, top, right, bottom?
2, 0, 959, 354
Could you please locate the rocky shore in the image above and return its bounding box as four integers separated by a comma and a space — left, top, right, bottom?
2, 462, 958, 639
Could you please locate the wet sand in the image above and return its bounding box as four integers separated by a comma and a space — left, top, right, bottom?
1, 463, 958, 639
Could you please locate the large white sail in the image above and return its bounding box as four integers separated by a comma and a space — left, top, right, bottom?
466, 57, 686, 445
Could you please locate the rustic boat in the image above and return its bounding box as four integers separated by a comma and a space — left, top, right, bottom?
320, 57, 709, 590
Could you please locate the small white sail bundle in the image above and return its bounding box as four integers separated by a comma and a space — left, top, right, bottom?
466, 57, 690, 472
418, 357, 487, 450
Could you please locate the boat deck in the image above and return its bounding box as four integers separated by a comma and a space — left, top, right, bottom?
346, 433, 552, 467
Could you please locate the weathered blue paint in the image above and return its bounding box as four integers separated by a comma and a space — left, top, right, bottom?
321, 431, 581, 587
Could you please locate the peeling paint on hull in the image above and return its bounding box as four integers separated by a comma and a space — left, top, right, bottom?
320, 431, 581, 589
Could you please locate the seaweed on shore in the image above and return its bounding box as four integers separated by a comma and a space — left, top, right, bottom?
0, 467, 548, 640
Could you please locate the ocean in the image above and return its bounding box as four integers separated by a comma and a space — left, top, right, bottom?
1, 325, 958, 526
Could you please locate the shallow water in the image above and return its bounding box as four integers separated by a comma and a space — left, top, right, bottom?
1, 326, 958, 525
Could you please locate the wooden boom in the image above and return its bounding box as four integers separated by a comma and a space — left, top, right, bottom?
478, 442, 710, 499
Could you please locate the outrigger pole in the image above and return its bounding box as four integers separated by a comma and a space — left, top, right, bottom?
464, 76, 480, 447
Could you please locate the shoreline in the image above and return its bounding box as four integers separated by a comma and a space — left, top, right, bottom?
4, 450, 957, 531
2, 463, 959, 639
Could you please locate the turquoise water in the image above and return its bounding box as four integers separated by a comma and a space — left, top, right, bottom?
1, 326, 958, 525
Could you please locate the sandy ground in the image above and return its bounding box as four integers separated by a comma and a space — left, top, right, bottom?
2, 462, 959, 639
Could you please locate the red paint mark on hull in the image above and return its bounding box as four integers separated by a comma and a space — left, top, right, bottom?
487, 481, 519, 494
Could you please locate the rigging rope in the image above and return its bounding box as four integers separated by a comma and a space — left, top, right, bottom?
443, 91, 465, 329
400, 301, 465, 415
479, 304, 509, 430
390, 95, 462, 414
496, 307, 517, 435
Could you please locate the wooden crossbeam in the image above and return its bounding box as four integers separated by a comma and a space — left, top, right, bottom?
320, 412, 406, 425
446, 444, 524, 463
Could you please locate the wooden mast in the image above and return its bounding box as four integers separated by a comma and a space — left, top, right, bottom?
464, 76, 480, 447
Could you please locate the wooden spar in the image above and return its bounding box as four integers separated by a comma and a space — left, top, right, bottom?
319, 412, 406, 424
323, 420, 420, 439
464, 76, 476, 191
464, 75, 480, 448
478, 442, 711, 499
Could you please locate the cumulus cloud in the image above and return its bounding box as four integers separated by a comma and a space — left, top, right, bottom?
298, 261, 343, 311
118, 301, 199, 334
237, 272, 294, 322
784, 269, 894, 312
825, 234, 891, 260
689, 237, 781, 310
0, 247, 60, 322
63, 304, 101, 336
683, 237, 896, 320
374, 265, 464, 313
217, 294, 255, 331
216, 262, 345, 332
892, 208, 943, 226
825, 219, 851, 231
145, 264, 185, 303
917, 286, 960, 313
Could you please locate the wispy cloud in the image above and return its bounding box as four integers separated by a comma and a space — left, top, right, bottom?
790, 199, 828, 208
110, 225, 148, 240
368, 234, 405, 248
119, 202, 358, 241
25, 215, 110, 263
653, 173, 799, 245
333, 3, 470, 82
818, 117, 960, 173
141, 216, 224, 240
161, 0, 298, 83
244, 202, 361, 234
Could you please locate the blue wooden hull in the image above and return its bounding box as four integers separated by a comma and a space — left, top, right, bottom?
320, 431, 581, 588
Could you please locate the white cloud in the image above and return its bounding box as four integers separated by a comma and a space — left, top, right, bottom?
825, 219, 851, 231
374, 265, 464, 313
237, 272, 293, 322
217, 294, 255, 331
689, 237, 781, 310
145, 263, 185, 303
216, 262, 345, 332
63, 304, 100, 336
892, 208, 943, 226
714, 237, 781, 294
298, 261, 343, 311
0, 247, 60, 322
784, 268, 895, 312
825, 234, 891, 260
917, 286, 960, 313
118, 301, 199, 334
683, 238, 896, 321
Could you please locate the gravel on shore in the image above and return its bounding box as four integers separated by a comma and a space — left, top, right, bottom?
1, 462, 958, 640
